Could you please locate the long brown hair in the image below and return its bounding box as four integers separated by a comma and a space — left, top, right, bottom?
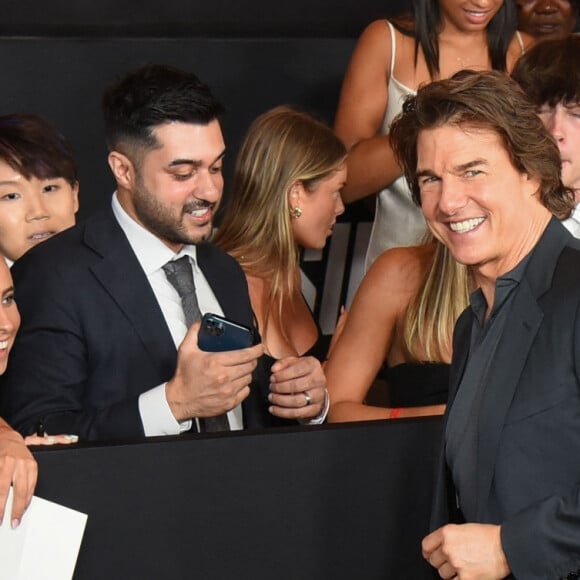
214, 106, 346, 339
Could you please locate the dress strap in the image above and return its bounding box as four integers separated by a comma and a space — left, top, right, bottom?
386, 20, 397, 76
515, 30, 525, 55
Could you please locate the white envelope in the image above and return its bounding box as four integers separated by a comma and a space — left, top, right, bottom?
0, 488, 88, 580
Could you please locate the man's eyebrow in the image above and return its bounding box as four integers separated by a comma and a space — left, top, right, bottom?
454, 159, 487, 172
167, 149, 226, 169
168, 159, 199, 169
416, 168, 437, 179
416, 158, 487, 179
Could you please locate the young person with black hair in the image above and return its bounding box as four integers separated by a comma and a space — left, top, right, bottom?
0, 114, 79, 264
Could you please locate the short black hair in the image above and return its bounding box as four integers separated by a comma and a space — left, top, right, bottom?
102, 63, 225, 152
0, 113, 78, 186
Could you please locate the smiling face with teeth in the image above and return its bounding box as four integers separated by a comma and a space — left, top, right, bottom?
111, 120, 225, 252
0, 258, 19, 374
439, 0, 505, 31
0, 160, 79, 262
417, 123, 551, 284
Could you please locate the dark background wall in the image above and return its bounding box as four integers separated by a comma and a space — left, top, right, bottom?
0, 0, 412, 218
0, 0, 412, 334
0, 0, 411, 38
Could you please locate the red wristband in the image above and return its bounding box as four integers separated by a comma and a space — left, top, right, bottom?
389, 408, 402, 419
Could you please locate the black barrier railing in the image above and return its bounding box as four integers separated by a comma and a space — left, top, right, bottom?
33, 417, 442, 580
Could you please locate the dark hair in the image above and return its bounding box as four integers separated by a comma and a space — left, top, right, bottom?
0, 114, 78, 186
102, 63, 225, 153
390, 70, 575, 219
511, 35, 580, 107
393, 0, 517, 78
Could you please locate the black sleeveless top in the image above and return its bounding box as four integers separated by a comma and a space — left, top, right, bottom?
380, 362, 450, 407
259, 332, 327, 380
249, 333, 327, 428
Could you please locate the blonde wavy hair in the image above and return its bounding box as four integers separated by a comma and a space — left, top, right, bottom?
402, 239, 470, 362
214, 106, 347, 337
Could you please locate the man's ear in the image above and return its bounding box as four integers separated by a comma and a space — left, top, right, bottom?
525, 173, 542, 197
71, 181, 80, 214
108, 151, 135, 190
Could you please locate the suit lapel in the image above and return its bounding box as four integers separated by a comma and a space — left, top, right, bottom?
448, 311, 471, 406
474, 218, 570, 519
474, 281, 543, 519
83, 209, 176, 372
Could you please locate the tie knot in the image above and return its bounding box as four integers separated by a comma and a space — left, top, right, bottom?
162, 256, 194, 295
163, 255, 191, 279
162, 256, 201, 326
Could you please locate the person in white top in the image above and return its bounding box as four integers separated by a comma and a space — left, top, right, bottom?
334, 0, 533, 269
512, 35, 580, 236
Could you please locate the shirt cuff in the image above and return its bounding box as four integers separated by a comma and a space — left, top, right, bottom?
138, 384, 192, 436
299, 388, 329, 425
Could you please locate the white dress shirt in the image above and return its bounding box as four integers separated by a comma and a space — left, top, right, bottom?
111, 193, 244, 435
563, 204, 580, 239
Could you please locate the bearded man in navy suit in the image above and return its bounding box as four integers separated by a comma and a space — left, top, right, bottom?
0, 64, 327, 441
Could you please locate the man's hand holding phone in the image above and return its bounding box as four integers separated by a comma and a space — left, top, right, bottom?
165, 317, 264, 422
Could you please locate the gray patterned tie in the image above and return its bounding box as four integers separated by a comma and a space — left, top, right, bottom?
162, 256, 230, 432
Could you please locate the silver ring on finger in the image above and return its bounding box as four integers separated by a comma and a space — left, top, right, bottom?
304, 390, 312, 406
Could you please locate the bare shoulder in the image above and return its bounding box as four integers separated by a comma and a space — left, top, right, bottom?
351, 19, 394, 65
358, 17, 416, 60
359, 19, 392, 44
507, 31, 536, 71
369, 243, 435, 278
363, 243, 435, 294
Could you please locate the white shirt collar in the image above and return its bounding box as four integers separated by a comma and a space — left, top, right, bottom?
111, 192, 198, 275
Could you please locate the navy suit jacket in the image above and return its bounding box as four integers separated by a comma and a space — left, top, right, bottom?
431, 219, 580, 579
0, 206, 283, 441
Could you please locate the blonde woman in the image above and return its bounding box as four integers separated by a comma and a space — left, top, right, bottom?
326, 239, 469, 422
214, 106, 346, 421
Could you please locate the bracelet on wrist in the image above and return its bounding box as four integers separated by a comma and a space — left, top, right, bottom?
389, 407, 402, 419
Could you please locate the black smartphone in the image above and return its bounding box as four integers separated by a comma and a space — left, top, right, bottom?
198, 313, 255, 352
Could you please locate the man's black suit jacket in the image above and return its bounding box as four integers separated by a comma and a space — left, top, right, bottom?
430, 219, 580, 580
0, 206, 284, 440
